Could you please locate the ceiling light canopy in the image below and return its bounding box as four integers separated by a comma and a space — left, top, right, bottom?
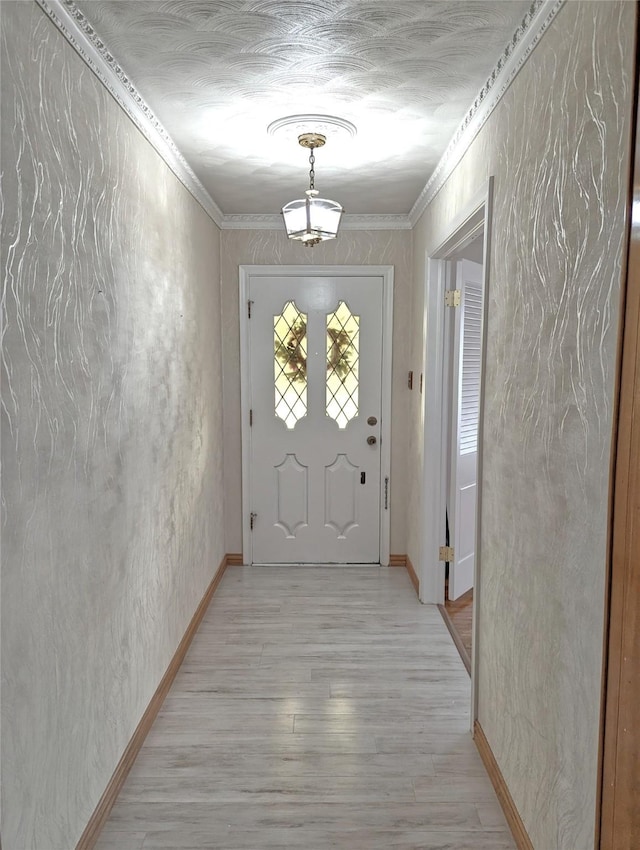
281, 132, 344, 248
267, 114, 357, 144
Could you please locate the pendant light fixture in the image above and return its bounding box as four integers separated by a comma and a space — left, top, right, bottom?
281, 133, 344, 248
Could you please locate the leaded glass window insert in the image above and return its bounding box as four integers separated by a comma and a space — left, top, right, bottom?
274, 301, 308, 429
326, 301, 360, 429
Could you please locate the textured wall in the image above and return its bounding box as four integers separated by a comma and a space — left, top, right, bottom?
1, 4, 224, 849
220, 229, 412, 556
408, 3, 634, 848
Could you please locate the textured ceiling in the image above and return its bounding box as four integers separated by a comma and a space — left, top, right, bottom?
72, 0, 533, 215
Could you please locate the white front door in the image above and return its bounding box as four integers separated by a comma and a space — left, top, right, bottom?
449, 259, 483, 599
242, 269, 391, 564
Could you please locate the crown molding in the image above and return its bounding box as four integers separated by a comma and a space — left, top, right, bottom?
326, 214, 413, 231
219, 215, 283, 231
220, 214, 412, 231
35, 0, 224, 227
408, 0, 565, 226
36, 0, 563, 233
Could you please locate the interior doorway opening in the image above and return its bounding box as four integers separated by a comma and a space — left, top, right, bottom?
420, 179, 493, 719
439, 236, 485, 673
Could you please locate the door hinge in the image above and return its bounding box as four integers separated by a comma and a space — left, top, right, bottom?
248, 299, 254, 319
250, 512, 257, 531
249, 409, 253, 426
439, 545, 454, 562
384, 476, 389, 510
445, 289, 461, 308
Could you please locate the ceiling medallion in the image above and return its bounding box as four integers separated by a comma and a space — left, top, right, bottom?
267, 114, 357, 144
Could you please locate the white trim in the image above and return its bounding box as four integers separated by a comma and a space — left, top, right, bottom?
471, 188, 495, 724
420, 257, 447, 605
239, 267, 253, 565
221, 214, 412, 231
408, 0, 565, 225
37, 0, 562, 231
420, 183, 492, 601
225, 215, 295, 231
379, 269, 395, 566
35, 0, 224, 227
419, 179, 494, 723
239, 265, 394, 567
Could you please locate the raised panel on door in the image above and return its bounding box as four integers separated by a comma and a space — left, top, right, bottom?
274, 454, 309, 538
325, 453, 359, 539
248, 275, 383, 564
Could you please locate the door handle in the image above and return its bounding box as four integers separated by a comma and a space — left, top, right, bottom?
367, 435, 377, 446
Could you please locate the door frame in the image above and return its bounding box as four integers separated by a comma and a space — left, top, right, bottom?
445, 257, 485, 602
599, 28, 639, 845
239, 264, 394, 566
419, 179, 493, 720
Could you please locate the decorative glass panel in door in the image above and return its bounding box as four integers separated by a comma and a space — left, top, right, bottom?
326, 301, 360, 429
247, 273, 385, 564
274, 301, 307, 429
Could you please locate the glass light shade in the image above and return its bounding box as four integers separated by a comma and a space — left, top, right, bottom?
282, 190, 344, 246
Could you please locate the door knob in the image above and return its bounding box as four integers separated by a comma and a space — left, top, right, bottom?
367, 435, 377, 446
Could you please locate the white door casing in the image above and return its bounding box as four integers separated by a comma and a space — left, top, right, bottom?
240, 266, 393, 565
420, 177, 493, 728
448, 259, 483, 600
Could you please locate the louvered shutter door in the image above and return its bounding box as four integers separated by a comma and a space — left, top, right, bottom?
459, 281, 483, 455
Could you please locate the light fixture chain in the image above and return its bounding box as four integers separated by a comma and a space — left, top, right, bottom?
308, 147, 315, 191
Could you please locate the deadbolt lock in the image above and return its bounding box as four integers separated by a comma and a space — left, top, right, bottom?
367, 416, 377, 426
367, 435, 377, 446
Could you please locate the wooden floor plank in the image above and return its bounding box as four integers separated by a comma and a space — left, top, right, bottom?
439, 588, 473, 673
94, 566, 514, 850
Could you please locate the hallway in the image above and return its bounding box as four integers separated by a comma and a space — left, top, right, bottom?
95, 566, 515, 849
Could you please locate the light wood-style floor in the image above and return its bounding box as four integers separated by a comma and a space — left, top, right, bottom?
440, 588, 474, 674
95, 566, 515, 850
